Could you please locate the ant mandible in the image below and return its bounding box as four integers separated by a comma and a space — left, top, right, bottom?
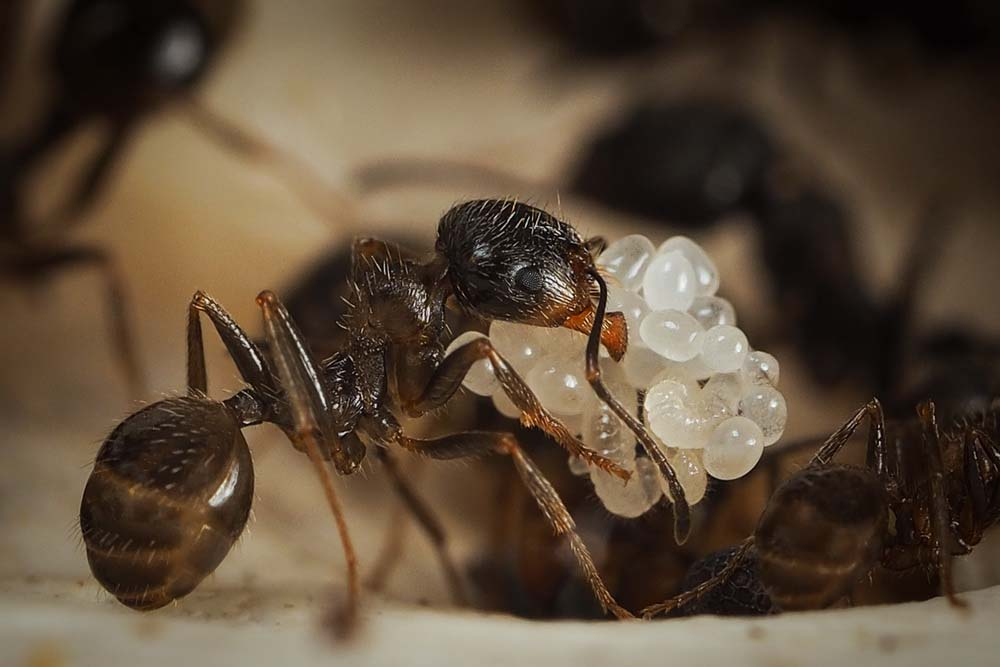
644, 395, 1000, 617
80, 199, 695, 630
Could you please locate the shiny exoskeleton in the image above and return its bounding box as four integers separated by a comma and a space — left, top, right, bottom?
644, 397, 1000, 617
81, 199, 696, 626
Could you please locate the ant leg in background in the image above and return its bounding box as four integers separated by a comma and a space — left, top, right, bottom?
369, 446, 469, 605
395, 335, 630, 479
49, 120, 136, 229
178, 97, 357, 228
809, 398, 887, 470
916, 401, 967, 608
4, 244, 145, 395
389, 429, 634, 620
640, 538, 756, 619
256, 291, 361, 637
585, 268, 691, 543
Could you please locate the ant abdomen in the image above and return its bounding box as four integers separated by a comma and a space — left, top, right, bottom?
755, 465, 888, 610
80, 396, 253, 610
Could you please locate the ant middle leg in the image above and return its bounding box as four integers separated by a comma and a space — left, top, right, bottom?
392, 429, 634, 619
810, 398, 887, 470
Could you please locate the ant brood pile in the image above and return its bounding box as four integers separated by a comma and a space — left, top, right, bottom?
448, 234, 787, 518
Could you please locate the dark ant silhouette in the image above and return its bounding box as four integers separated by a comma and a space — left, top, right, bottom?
79, 199, 700, 632
2, 0, 346, 393
642, 396, 999, 618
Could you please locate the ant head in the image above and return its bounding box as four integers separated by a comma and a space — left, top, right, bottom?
55, 0, 217, 104
436, 199, 627, 359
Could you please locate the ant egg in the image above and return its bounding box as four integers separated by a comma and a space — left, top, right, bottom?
660, 448, 708, 505
581, 400, 634, 464
739, 386, 787, 446
659, 236, 720, 296
701, 373, 743, 414
639, 310, 704, 362
591, 457, 662, 518
700, 324, 749, 373
568, 455, 590, 476
688, 295, 736, 329
597, 234, 656, 291
491, 390, 522, 419
623, 344, 670, 388
741, 350, 780, 387
703, 416, 765, 480
489, 320, 544, 373
607, 285, 649, 340
642, 250, 697, 311
645, 379, 718, 449
526, 355, 589, 416
445, 331, 499, 396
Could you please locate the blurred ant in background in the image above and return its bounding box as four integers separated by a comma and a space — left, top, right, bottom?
646, 396, 1000, 617
1, 0, 346, 393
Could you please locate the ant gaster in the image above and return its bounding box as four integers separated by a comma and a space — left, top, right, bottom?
80, 199, 696, 629
644, 396, 1000, 617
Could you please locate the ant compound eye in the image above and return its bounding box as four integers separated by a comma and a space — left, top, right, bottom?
514, 266, 545, 294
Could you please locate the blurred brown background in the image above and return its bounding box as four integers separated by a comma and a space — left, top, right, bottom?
1, 0, 1000, 646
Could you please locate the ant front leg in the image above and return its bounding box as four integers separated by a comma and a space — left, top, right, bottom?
586, 269, 691, 543
394, 335, 630, 480
916, 401, 967, 608
389, 428, 634, 620
255, 291, 362, 637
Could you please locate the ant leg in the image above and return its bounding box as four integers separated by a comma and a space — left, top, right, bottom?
641, 538, 755, 619
587, 269, 691, 544
256, 291, 361, 637
916, 401, 967, 608
397, 336, 630, 480
47, 120, 135, 230
371, 447, 468, 605
178, 97, 357, 229
18, 245, 145, 395
186, 290, 276, 397
393, 429, 634, 619
809, 398, 886, 470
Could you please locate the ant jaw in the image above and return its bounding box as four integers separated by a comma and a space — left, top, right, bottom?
562, 305, 628, 362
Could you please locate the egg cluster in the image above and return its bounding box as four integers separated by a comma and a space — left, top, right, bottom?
444, 234, 786, 518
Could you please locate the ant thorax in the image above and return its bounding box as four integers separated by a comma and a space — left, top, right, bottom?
446, 232, 788, 519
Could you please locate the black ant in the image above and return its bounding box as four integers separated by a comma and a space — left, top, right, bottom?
2, 0, 345, 393
643, 396, 999, 618
79, 199, 698, 631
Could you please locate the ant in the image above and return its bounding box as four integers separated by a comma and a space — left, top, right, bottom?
2, 0, 345, 393
642, 396, 999, 618
79, 199, 697, 631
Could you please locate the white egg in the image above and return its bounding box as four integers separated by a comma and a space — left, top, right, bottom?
445, 331, 498, 396
642, 250, 697, 311
659, 236, 720, 296
703, 416, 765, 480
639, 310, 704, 362
597, 234, 656, 291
